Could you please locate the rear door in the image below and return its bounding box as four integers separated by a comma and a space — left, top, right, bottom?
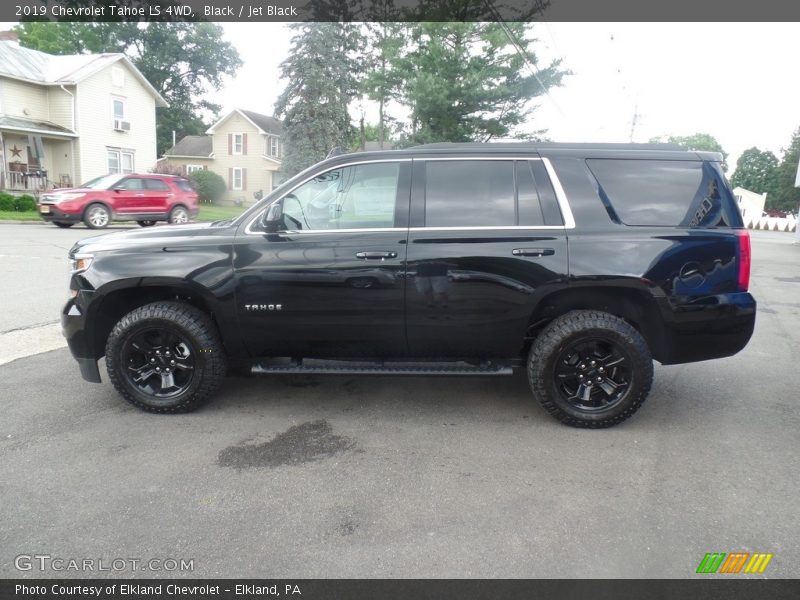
405, 156, 570, 358
142, 177, 172, 214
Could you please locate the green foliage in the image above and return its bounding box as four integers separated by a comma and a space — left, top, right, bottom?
393, 23, 566, 146
770, 126, 800, 212
274, 23, 362, 177
0, 193, 37, 212
0, 193, 14, 212
188, 170, 226, 204
650, 133, 729, 172
16, 22, 242, 156
730, 147, 779, 196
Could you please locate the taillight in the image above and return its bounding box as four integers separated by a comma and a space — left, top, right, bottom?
736, 229, 751, 292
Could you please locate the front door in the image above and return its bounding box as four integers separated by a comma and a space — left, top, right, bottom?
405, 157, 570, 358
111, 176, 147, 215
233, 160, 411, 358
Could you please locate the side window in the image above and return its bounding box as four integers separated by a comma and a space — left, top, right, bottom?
281, 162, 400, 230
516, 161, 565, 227
144, 178, 170, 191
424, 161, 514, 227
586, 159, 736, 228
119, 177, 144, 190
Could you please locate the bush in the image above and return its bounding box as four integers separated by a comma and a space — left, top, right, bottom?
15, 195, 37, 212
0, 193, 14, 211
188, 170, 226, 204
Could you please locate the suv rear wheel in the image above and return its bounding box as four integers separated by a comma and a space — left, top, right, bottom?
168, 205, 189, 224
528, 310, 653, 428
105, 301, 227, 413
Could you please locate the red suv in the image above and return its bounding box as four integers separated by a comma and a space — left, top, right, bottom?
38, 173, 199, 229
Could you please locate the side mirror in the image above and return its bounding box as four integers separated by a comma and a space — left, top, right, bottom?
262, 200, 283, 233
112, 186, 125, 192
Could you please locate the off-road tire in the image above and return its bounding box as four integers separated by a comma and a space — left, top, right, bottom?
105, 301, 227, 413
528, 310, 653, 428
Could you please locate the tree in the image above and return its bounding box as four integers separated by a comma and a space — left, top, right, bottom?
650, 133, 729, 172
730, 147, 779, 197
16, 22, 241, 156
771, 127, 800, 212
362, 22, 405, 150
274, 23, 362, 177
392, 23, 566, 146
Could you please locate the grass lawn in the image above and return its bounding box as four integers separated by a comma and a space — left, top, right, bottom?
197, 204, 248, 222
0, 211, 40, 221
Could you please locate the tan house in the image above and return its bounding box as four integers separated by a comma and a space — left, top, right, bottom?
0, 33, 167, 194
160, 108, 283, 205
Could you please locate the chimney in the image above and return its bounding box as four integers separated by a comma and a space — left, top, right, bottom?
0, 31, 19, 46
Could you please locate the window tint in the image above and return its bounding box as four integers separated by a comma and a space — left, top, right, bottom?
175, 180, 194, 192
587, 159, 735, 227
281, 162, 400, 230
425, 161, 514, 227
144, 178, 170, 191
529, 160, 564, 225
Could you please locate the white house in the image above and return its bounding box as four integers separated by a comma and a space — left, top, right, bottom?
160, 108, 283, 205
732, 186, 767, 225
0, 32, 167, 194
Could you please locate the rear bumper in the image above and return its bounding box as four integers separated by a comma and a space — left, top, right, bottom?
656, 292, 756, 365
62, 294, 101, 383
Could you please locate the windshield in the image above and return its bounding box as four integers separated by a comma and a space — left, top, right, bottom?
80, 174, 125, 190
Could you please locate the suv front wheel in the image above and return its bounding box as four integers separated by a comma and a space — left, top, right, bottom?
105, 301, 227, 413
528, 310, 653, 428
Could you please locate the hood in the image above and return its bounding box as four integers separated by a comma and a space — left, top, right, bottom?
69, 221, 233, 257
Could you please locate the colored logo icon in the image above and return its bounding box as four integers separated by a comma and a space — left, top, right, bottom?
696, 552, 773, 574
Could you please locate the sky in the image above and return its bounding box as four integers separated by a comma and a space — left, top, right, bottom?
211, 22, 800, 170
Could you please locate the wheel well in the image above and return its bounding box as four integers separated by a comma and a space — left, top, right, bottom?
91, 286, 218, 359
525, 287, 665, 358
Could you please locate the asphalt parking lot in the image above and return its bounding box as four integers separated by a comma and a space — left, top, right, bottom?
0, 225, 798, 578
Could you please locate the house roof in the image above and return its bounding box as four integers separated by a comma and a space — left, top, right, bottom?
163, 135, 213, 158
0, 41, 168, 107
206, 108, 283, 136
0, 114, 77, 138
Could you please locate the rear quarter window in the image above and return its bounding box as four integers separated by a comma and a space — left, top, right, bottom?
586, 159, 739, 228
174, 179, 195, 192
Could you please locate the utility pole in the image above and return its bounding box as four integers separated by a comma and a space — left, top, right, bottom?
628, 104, 640, 143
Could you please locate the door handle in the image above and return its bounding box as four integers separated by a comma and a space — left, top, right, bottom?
135, 193, 145, 197
512, 248, 555, 257
356, 251, 398, 260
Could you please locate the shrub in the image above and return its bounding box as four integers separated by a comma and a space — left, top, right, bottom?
188, 170, 227, 204
15, 195, 37, 212
0, 193, 14, 211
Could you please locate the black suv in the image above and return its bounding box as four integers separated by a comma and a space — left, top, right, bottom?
62, 143, 755, 427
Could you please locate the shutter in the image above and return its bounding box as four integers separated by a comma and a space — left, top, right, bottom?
242, 133, 247, 155
228, 133, 232, 155
228, 167, 233, 190
242, 168, 247, 191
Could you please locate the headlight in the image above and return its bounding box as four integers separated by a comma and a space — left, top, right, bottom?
54, 193, 86, 203
70, 253, 94, 273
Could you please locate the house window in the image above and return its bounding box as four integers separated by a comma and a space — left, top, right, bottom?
231, 167, 244, 190
112, 97, 129, 130
186, 165, 203, 173
108, 149, 134, 174
267, 136, 280, 158
233, 133, 244, 155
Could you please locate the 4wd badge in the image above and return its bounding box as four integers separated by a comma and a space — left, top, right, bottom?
245, 304, 282, 311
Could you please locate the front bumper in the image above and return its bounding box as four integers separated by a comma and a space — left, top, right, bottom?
39, 204, 81, 223
62, 294, 101, 382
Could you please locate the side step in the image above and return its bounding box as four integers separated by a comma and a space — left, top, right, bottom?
251, 358, 514, 376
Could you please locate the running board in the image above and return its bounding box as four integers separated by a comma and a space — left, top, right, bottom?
251, 358, 514, 376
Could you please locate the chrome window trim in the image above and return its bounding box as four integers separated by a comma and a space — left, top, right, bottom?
244, 155, 577, 234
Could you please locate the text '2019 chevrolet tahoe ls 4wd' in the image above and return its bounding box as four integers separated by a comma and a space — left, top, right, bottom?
62, 143, 755, 427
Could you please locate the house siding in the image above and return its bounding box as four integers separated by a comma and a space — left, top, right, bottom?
46, 85, 74, 130
74, 61, 158, 183
0, 79, 50, 121
211, 112, 279, 204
